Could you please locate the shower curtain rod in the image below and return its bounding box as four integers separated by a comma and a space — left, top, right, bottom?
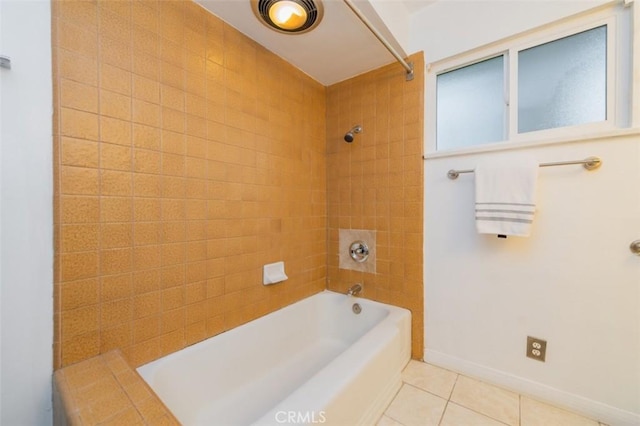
342, 0, 414, 81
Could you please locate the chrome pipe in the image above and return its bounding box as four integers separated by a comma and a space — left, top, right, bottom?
342, 0, 414, 81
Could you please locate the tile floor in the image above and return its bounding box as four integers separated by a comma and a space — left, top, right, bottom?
378, 361, 608, 426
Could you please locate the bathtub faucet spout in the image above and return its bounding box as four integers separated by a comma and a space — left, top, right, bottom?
347, 283, 363, 297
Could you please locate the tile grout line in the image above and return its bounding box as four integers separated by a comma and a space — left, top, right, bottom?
96, 0, 104, 367
398, 366, 523, 426
380, 386, 405, 425
53, 8, 63, 370
445, 401, 513, 426
378, 380, 407, 426
519, 394, 522, 426
448, 376, 518, 426
126, 0, 135, 366
402, 381, 449, 401
437, 373, 460, 426
393, 362, 603, 426
447, 372, 459, 400
437, 400, 450, 426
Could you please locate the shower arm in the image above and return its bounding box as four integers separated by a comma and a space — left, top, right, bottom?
342, 0, 414, 81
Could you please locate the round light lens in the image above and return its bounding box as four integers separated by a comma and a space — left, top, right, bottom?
268, 1, 307, 30
252, 0, 323, 34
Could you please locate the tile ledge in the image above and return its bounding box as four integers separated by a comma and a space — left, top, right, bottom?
53, 350, 179, 426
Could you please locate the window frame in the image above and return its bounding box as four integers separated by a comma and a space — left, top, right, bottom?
435, 52, 509, 151
425, 5, 623, 155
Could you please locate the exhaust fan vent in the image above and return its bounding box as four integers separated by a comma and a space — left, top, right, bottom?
252, 0, 324, 34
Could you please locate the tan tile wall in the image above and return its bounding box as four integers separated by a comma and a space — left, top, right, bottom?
326, 54, 425, 359
53, 0, 327, 369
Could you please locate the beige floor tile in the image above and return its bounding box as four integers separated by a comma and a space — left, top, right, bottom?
402, 361, 458, 399
376, 414, 404, 426
521, 397, 599, 426
385, 384, 447, 426
440, 402, 508, 426
449, 375, 519, 426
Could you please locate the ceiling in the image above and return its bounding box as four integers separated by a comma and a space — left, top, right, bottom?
401, 0, 436, 14
195, 0, 432, 86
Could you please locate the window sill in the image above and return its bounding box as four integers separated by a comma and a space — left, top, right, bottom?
422, 127, 640, 160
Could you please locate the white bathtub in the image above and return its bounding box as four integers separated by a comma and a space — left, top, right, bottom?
137, 290, 411, 425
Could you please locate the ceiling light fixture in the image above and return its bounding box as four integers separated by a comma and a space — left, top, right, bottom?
252, 0, 324, 34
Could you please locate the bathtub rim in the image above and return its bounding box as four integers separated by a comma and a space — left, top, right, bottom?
137, 289, 410, 380
137, 289, 412, 426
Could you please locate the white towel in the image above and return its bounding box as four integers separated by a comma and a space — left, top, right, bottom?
475, 157, 539, 237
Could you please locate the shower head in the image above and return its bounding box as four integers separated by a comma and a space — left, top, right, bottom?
344, 125, 362, 143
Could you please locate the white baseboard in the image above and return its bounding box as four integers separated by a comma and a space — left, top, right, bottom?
424, 349, 640, 426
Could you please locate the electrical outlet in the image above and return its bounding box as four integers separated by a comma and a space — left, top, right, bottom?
526, 336, 547, 362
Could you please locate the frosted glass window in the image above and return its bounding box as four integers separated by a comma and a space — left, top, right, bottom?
518, 26, 607, 133
437, 56, 505, 151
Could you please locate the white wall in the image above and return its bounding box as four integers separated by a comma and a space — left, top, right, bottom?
0, 1, 53, 425
409, 0, 611, 63
413, 1, 640, 425
368, 0, 412, 55
423, 137, 640, 425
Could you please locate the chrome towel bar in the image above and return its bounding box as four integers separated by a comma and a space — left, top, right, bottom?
442, 156, 602, 180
